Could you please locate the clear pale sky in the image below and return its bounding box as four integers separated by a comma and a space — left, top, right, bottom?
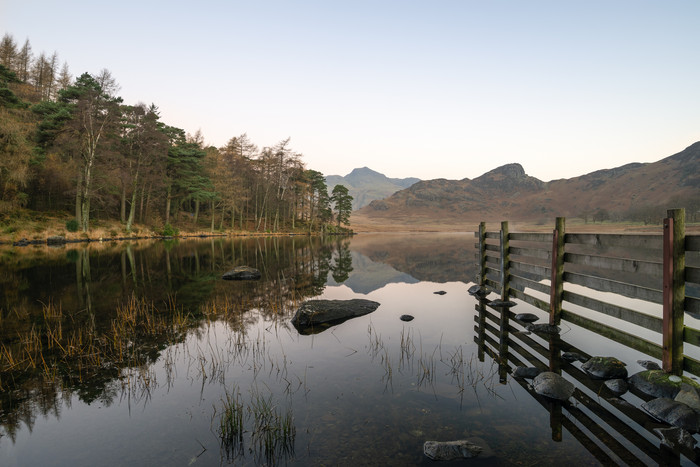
3, 1, 699, 181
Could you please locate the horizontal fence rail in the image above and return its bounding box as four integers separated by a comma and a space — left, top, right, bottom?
475, 208, 700, 376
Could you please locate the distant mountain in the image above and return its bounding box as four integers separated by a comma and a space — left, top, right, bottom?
326, 167, 420, 210
359, 142, 700, 223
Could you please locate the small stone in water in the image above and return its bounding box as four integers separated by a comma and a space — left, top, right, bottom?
400, 314, 414, 322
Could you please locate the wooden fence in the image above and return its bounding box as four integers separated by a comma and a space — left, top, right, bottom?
475, 208, 700, 376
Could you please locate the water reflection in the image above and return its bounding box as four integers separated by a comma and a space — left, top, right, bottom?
0, 233, 644, 466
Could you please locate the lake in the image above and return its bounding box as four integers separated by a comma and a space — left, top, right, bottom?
0, 233, 695, 465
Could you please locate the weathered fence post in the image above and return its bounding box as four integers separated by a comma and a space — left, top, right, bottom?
478, 222, 486, 287
500, 221, 510, 301
663, 208, 685, 374
549, 217, 565, 326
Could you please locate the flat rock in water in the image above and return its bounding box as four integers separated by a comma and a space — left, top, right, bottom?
604, 378, 629, 395
642, 398, 700, 433
512, 366, 541, 379
514, 313, 539, 323
291, 299, 380, 334
527, 323, 560, 335
400, 314, 414, 322
532, 371, 575, 401
423, 440, 482, 460
562, 351, 588, 363
433, 290, 446, 295
489, 299, 517, 308
222, 266, 261, 280
654, 426, 697, 452
637, 360, 662, 371
581, 356, 628, 380
629, 370, 695, 399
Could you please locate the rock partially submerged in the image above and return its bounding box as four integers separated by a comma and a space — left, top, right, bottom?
514, 313, 539, 323
423, 440, 483, 460
581, 357, 628, 380
654, 426, 697, 452
467, 285, 488, 298
532, 371, 575, 401
433, 290, 446, 295
222, 266, 261, 280
512, 366, 541, 379
46, 235, 66, 245
604, 378, 629, 395
562, 351, 588, 363
291, 299, 380, 334
637, 360, 661, 371
642, 398, 700, 433
629, 370, 700, 399
400, 314, 414, 322
489, 299, 517, 308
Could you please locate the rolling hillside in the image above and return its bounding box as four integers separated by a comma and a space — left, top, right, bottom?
358, 142, 700, 224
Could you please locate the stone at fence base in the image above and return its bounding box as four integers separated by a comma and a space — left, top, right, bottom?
581, 356, 628, 380
654, 426, 697, 452
637, 360, 661, 371
526, 323, 560, 335
512, 366, 541, 379
642, 398, 700, 433
532, 371, 575, 401
514, 313, 539, 323
674, 383, 700, 411
628, 370, 700, 399
604, 378, 629, 395
562, 351, 588, 363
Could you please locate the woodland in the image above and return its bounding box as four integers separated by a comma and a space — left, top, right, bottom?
0, 33, 353, 237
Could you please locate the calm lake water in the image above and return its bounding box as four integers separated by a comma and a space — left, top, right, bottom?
0, 233, 695, 465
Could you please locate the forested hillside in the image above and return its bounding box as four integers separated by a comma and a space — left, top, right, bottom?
0, 33, 352, 236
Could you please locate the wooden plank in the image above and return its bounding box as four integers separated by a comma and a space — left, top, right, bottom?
510, 246, 552, 261
564, 252, 663, 277
511, 261, 550, 280
565, 233, 661, 251
501, 222, 510, 301
564, 271, 663, 304
561, 310, 663, 359
683, 327, 700, 347
478, 222, 486, 286
510, 232, 553, 243
510, 273, 550, 295
686, 235, 700, 252
484, 243, 500, 252
485, 231, 500, 239
686, 266, 700, 285
684, 355, 700, 378
562, 290, 663, 332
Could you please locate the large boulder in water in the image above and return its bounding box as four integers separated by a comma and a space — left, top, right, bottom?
581, 356, 628, 380
291, 299, 380, 334
222, 266, 261, 280
532, 371, 575, 401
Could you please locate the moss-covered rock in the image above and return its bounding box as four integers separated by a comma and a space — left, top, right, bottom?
581, 356, 628, 380
629, 370, 700, 399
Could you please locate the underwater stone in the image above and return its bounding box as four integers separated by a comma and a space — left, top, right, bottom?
423, 440, 483, 460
